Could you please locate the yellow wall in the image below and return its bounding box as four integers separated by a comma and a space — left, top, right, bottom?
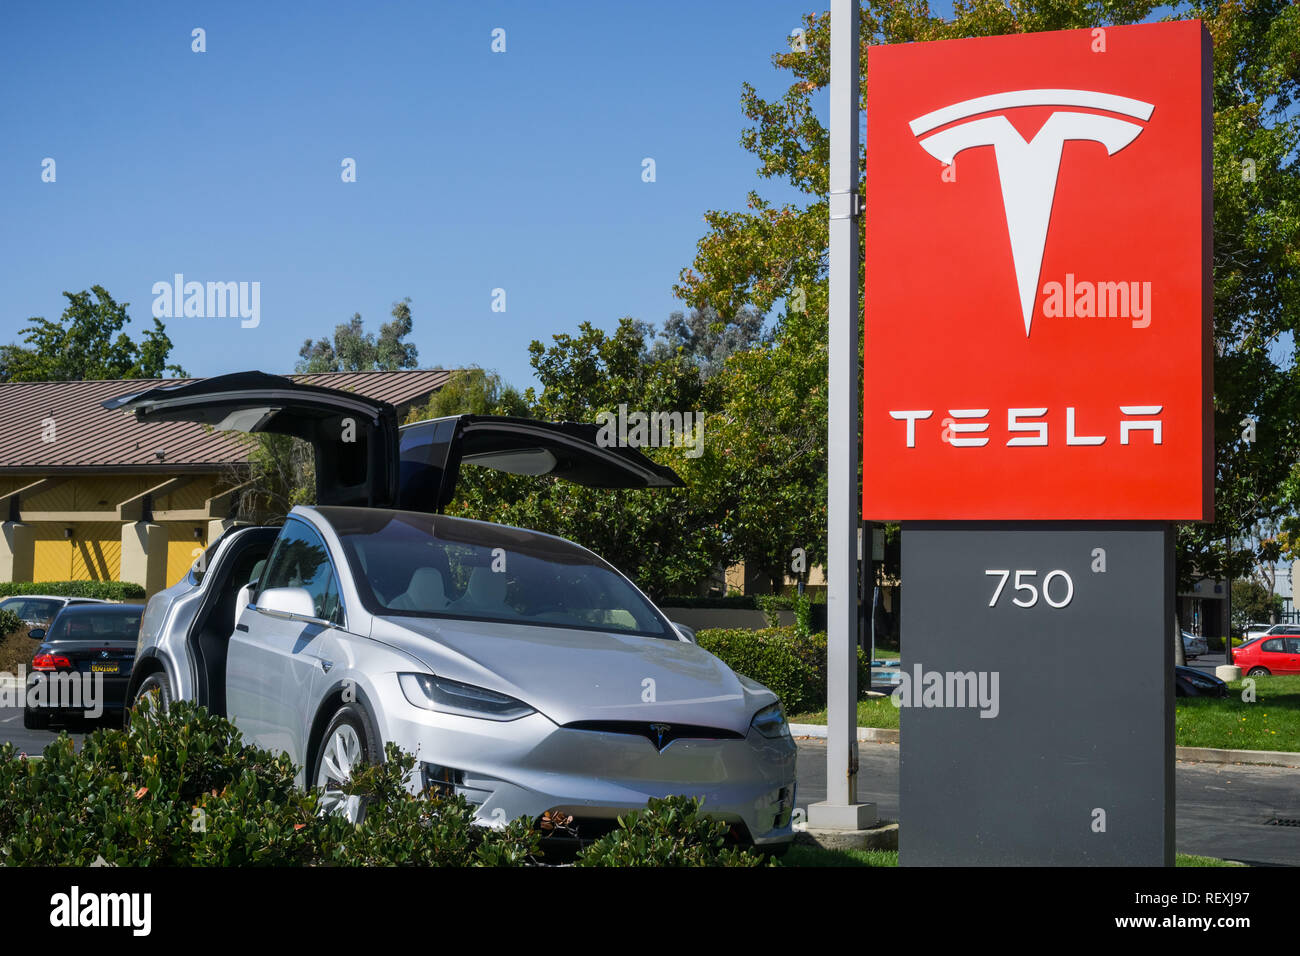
30, 522, 120, 581
166, 525, 208, 589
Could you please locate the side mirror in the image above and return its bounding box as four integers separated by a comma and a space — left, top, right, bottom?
672, 621, 697, 644
28, 627, 45, 641
236, 582, 257, 614
256, 586, 318, 621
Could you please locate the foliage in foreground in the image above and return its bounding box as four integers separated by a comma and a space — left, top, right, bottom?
0, 701, 768, 867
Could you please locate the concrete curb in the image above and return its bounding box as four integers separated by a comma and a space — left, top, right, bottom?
791, 723, 1300, 767
791, 723, 898, 744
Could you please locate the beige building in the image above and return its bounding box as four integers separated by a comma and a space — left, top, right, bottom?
0, 370, 449, 596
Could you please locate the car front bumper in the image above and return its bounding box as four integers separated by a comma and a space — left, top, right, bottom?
385, 706, 799, 846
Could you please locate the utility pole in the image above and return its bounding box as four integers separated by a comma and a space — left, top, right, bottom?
807, 0, 876, 832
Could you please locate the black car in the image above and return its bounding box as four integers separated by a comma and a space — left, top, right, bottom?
24, 604, 142, 729
1174, 664, 1228, 698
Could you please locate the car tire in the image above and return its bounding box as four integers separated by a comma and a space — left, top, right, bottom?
1247, 666, 1270, 677
22, 706, 49, 730
132, 671, 173, 717
312, 703, 381, 824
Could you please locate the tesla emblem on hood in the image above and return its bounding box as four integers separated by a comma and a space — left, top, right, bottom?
649, 723, 672, 751
910, 89, 1154, 336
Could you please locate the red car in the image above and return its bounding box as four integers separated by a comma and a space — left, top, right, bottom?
1233, 635, 1300, 676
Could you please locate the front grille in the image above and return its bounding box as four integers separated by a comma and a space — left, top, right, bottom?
1266, 817, 1300, 827
562, 720, 745, 750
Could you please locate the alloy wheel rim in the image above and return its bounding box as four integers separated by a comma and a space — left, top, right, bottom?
316, 724, 365, 823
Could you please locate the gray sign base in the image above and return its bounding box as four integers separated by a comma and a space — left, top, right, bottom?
899, 522, 1174, 866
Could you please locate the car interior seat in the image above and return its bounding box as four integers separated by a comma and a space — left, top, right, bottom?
389, 567, 448, 611
456, 566, 507, 614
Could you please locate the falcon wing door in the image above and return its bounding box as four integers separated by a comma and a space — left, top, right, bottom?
103, 371, 399, 508
398, 414, 684, 513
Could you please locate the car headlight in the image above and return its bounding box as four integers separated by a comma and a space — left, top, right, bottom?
399, 673, 535, 721
1183, 673, 1219, 688
751, 702, 791, 739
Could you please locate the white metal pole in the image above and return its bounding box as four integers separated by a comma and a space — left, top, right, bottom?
807, 0, 876, 831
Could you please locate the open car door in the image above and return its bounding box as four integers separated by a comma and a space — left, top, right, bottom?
105, 372, 683, 514
103, 371, 399, 507
397, 414, 684, 512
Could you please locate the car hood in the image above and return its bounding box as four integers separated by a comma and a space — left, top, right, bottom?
367, 615, 772, 734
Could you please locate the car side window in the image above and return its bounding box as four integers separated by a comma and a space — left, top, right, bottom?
259, 519, 345, 626
1286, 637, 1300, 654
1261, 638, 1284, 653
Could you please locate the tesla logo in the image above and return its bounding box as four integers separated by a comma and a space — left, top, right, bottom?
911, 89, 1154, 336
650, 723, 671, 750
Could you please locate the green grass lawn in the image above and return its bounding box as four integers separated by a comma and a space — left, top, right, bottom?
790, 697, 900, 729
778, 847, 1242, 866
790, 675, 1300, 753
1176, 674, 1300, 752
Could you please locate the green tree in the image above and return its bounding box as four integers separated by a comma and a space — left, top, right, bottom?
0, 285, 186, 381
447, 319, 728, 599
403, 366, 529, 422
297, 298, 419, 373
1230, 578, 1284, 633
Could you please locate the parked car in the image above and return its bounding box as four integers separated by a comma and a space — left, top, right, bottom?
24, 603, 142, 728
1257, 624, 1300, 638
1181, 630, 1207, 659
1230, 635, 1300, 677
111, 372, 797, 848
0, 594, 109, 628
1174, 665, 1227, 698
1243, 622, 1274, 640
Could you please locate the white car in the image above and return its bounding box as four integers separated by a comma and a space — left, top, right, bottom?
0, 594, 110, 628
111, 372, 798, 848
1181, 630, 1207, 659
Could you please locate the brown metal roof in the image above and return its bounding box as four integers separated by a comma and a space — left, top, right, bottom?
0, 370, 451, 472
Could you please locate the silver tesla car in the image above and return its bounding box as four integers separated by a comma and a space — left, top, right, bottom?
109, 372, 797, 847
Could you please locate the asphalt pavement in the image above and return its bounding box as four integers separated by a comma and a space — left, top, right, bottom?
795, 738, 1300, 866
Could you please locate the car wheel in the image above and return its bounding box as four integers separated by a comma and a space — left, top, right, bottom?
1247, 666, 1270, 677
312, 704, 380, 824
22, 707, 49, 730
132, 671, 173, 717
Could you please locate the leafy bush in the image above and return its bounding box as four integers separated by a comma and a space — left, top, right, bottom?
0, 701, 540, 866
696, 625, 872, 714
0, 609, 22, 637
0, 702, 766, 867
659, 592, 826, 611
0, 581, 145, 601
576, 796, 768, 867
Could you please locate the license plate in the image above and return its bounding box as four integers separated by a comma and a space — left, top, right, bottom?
90, 663, 119, 673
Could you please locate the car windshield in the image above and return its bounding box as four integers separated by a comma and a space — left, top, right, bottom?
45, 609, 142, 642
319, 507, 670, 639
0, 597, 63, 622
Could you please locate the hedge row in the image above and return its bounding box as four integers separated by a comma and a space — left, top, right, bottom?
0, 581, 145, 600
696, 625, 871, 715
659, 592, 827, 610
0, 701, 768, 867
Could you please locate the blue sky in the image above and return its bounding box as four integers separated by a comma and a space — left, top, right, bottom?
0, 0, 834, 390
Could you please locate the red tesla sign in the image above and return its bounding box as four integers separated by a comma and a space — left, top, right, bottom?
862, 21, 1212, 520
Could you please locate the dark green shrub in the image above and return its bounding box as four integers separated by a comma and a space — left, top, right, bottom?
0, 581, 146, 601
696, 627, 821, 712
0, 701, 541, 866
696, 626, 872, 714
575, 796, 769, 867
658, 592, 827, 611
